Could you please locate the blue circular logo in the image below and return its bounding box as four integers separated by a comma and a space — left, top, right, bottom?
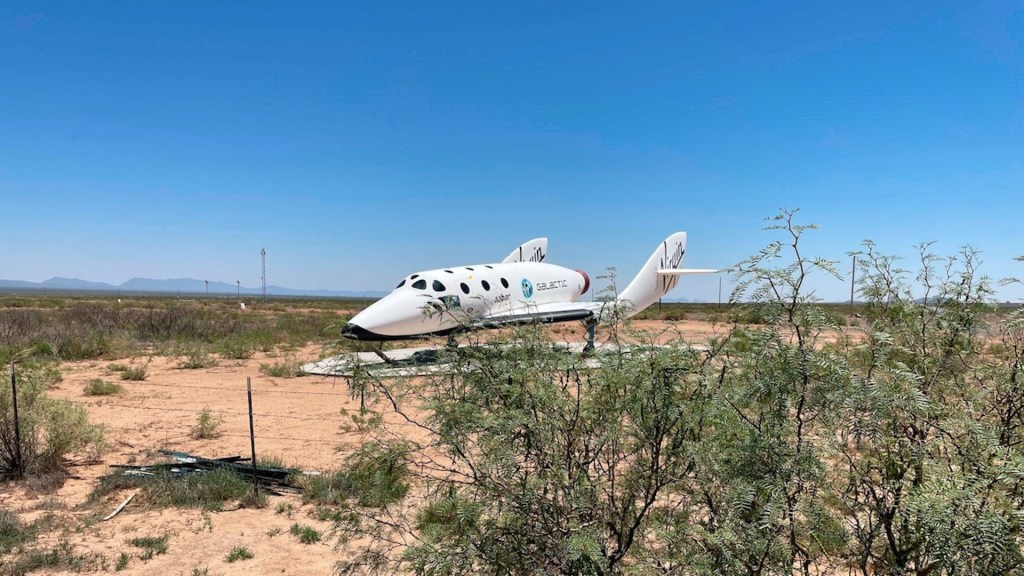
521, 278, 534, 299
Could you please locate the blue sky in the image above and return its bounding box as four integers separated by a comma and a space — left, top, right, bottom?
1, 2, 1022, 302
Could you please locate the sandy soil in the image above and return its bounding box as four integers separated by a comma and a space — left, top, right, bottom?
4, 320, 732, 575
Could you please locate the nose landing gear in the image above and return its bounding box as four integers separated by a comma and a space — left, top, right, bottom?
583, 319, 597, 353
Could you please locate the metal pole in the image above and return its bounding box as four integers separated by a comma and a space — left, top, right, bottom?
718, 277, 723, 310
247, 377, 258, 495
850, 255, 857, 317
11, 362, 22, 478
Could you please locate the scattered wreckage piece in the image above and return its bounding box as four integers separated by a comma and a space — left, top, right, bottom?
107, 450, 309, 494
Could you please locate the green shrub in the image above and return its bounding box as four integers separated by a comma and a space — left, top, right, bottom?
83, 378, 122, 396
289, 523, 321, 544
176, 344, 218, 369
275, 502, 294, 517
225, 545, 254, 562
313, 506, 346, 522
299, 441, 409, 508
0, 360, 105, 477
129, 534, 167, 560
189, 407, 222, 440
119, 364, 148, 381
217, 336, 256, 360
0, 509, 34, 554
259, 356, 305, 378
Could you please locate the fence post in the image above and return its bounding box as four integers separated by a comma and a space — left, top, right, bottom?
11, 362, 23, 478
247, 377, 258, 495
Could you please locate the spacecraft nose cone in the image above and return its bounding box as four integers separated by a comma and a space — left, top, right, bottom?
341, 323, 364, 340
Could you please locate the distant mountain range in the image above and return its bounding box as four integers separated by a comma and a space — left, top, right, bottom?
0, 277, 387, 299
0, 276, 709, 302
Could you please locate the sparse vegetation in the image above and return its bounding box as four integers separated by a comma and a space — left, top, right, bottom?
0, 509, 34, 554
91, 468, 253, 511
225, 545, 254, 562
217, 335, 256, 360
289, 523, 321, 545
0, 296, 350, 362
189, 407, 223, 440
176, 343, 218, 369
259, 355, 305, 378
240, 487, 268, 509
83, 378, 122, 396
105, 363, 129, 374
313, 506, 346, 522
129, 534, 168, 560
0, 537, 102, 574
119, 363, 148, 381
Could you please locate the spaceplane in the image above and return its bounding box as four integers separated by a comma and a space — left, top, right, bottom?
341, 232, 715, 348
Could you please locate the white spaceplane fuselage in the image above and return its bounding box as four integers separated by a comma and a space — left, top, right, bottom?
341, 233, 714, 342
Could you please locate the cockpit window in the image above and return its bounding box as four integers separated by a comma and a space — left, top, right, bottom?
481, 280, 490, 291
485, 265, 493, 269
444, 269, 453, 274
460, 283, 470, 294
412, 279, 427, 290
396, 279, 406, 289
500, 278, 509, 288
411, 274, 419, 279
466, 267, 474, 271
432, 280, 446, 292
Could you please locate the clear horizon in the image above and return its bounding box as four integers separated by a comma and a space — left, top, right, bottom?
2, 3, 1022, 303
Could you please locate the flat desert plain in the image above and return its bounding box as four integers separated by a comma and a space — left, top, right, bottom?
3, 320, 723, 575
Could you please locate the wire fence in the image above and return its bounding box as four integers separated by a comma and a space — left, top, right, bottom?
77, 374, 367, 451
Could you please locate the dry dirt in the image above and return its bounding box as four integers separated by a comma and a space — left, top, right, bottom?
4, 320, 731, 575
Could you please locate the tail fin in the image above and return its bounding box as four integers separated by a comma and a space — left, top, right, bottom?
502, 238, 548, 263
617, 232, 717, 317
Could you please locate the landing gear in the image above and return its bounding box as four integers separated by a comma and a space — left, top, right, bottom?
583, 319, 597, 353
372, 344, 396, 364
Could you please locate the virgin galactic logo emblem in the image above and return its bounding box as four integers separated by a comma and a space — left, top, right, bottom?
521, 278, 534, 299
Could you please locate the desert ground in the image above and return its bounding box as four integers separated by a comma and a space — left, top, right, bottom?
2, 319, 725, 575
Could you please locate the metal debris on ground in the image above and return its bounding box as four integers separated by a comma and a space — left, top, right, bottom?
109, 450, 309, 493
102, 493, 135, 521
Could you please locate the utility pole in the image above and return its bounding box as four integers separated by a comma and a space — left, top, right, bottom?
204, 280, 208, 297
261, 249, 266, 301
236, 280, 240, 300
